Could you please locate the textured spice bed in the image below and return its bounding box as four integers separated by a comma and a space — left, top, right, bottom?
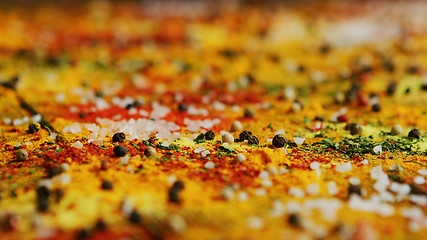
0, 1, 426, 239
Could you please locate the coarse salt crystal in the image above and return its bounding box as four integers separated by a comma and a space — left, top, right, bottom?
289, 187, 305, 198
370, 165, 385, 180
71, 141, 83, 149
254, 189, 266, 196
278, 167, 288, 174
121, 155, 130, 164
258, 171, 269, 179
238, 192, 249, 201
194, 146, 205, 154
201, 150, 210, 157
373, 145, 382, 154
126, 166, 134, 173
306, 184, 319, 195
204, 162, 215, 169
3, 118, 11, 125
49, 133, 57, 140
247, 217, 264, 230
410, 195, 427, 206
418, 169, 427, 175
361, 160, 369, 164
336, 162, 352, 173
261, 179, 273, 187
401, 207, 424, 220
26, 142, 32, 146
275, 129, 286, 136
327, 181, 338, 195
414, 176, 426, 185
310, 162, 320, 170
349, 177, 361, 185
161, 141, 170, 147
31, 114, 42, 123
293, 137, 305, 145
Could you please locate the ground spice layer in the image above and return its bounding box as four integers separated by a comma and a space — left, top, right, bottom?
0, 1, 427, 240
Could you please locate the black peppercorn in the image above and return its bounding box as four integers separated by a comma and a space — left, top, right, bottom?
408, 129, 421, 139
239, 131, 253, 141
113, 145, 128, 157
205, 130, 215, 140
101, 180, 113, 190
348, 184, 362, 196
37, 186, 50, 200
129, 210, 142, 224
372, 103, 381, 112
177, 103, 188, 112
112, 132, 126, 143
94, 219, 107, 231
27, 123, 39, 134
169, 180, 185, 204
247, 135, 259, 146
349, 123, 362, 135
288, 213, 301, 227
272, 135, 286, 148
387, 82, 397, 96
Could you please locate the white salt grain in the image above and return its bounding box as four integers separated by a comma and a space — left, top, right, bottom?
306, 184, 319, 195
418, 169, 427, 175
293, 137, 305, 145
336, 162, 352, 173
349, 177, 361, 185
414, 176, 426, 185
204, 162, 215, 169
327, 181, 338, 195
373, 145, 382, 154
258, 171, 269, 179
194, 147, 205, 154
161, 141, 170, 147
310, 162, 320, 170
201, 150, 210, 157
247, 217, 264, 230
71, 141, 83, 149
289, 187, 305, 198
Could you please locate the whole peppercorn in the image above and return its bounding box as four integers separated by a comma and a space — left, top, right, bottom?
387, 82, 397, 96
314, 116, 324, 121
222, 133, 234, 144
144, 146, 156, 157
113, 145, 128, 157
234, 154, 246, 163
349, 123, 363, 135
244, 107, 255, 118
177, 103, 188, 112
95, 219, 107, 231
47, 166, 62, 178
54, 188, 65, 203
101, 180, 113, 190
129, 210, 142, 224
100, 159, 109, 171
288, 213, 301, 228
408, 129, 421, 139
76, 228, 90, 239
205, 130, 215, 140
247, 135, 259, 146
348, 184, 362, 196
16, 149, 28, 161
169, 180, 185, 204
239, 130, 253, 141
37, 199, 49, 212
272, 135, 286, 148
390, 125, 404, 135
372, 103, 381, 112
112, 132, 126, 143
36, 186, 50, 200
27, 123, 40, 134
230, 121, 243, 132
